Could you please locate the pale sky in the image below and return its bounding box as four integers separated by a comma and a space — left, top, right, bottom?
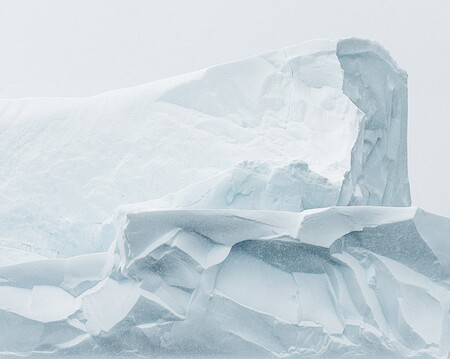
0, 0, 449, 217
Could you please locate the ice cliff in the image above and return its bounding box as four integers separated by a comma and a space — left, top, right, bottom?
0, 38, 446, 358
0, 38, 410, 257
1, 207, 450, 358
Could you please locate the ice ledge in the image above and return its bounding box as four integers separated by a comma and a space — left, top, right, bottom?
1, 206, 449, 358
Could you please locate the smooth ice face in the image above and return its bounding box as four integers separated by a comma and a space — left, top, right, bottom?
0, 38, 410, 257
1, 207, 450, 358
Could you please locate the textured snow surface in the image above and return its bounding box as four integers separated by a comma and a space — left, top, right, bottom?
0, 38, 410, 257
1, 207, 450, 358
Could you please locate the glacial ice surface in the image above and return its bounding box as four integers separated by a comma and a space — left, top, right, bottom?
1, 207, 450, 358
0, 38, 447, 358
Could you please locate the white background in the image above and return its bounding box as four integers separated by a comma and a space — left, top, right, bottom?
0, 0, 449, 217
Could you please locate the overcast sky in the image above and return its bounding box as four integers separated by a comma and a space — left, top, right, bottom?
0, 0, 449, 217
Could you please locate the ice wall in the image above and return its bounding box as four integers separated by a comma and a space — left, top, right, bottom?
337, 39, 411, 207
1, 207, 449, 358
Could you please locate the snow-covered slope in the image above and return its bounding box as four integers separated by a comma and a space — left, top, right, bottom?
1, 207, 449, 358
0, 38, 410, 257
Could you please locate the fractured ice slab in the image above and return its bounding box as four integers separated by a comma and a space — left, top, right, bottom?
1, 207, 449, 358
0, 38, 410, 257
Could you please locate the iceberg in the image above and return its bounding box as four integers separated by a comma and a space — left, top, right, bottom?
0, 38, 447, 358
